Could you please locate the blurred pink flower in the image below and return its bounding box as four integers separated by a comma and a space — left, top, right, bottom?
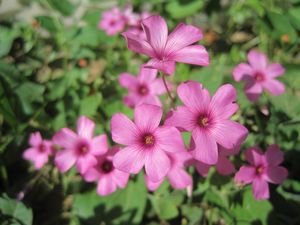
145, 151, 192, 191
83, 146, 130, 196
53, 116, 107, 174
98, 7, 126, 36
233, 50, 285, 102
119, 66, 171, 108
111, 104, 185, 182
23, 132, 53, 170
122, 15, 209, 75
165, 81, 248, 165
122, 4, 139, 26
234, 145, 288, 200
127, 12, 151, 40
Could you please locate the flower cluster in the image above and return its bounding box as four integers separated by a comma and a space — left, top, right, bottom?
23, 14, 287, 200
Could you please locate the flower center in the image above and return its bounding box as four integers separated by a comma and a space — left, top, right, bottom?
38, 144, 46, 153
101, 160, 113, 173
198, 115, 209, 128
254, 72, 264, 82
138, 85, 148, 96
110, 20, 116, 26
77, 142, 89, 155
143, 134, 155, 146
256, 166, 264, 174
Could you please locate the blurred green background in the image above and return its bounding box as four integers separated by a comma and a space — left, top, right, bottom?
0, 0, 300, 224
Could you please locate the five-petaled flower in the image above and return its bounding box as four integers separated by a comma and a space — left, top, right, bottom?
233, 50, 285, 102
122, 15, 209, 75
53, 116, 107, 174
119, 66, 171, 108
165, 81, 248, 165
111, 104, 185, 182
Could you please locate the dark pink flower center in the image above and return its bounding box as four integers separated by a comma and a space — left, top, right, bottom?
101, 160, 113, 173
256, 166, 264, 174
38, 144, 46, 153
77, 141, 89, 156
110, 20, 116, 26
198, 115, 209, 128
254, 72, 265, 82
143, 134, 155, 146
138, 85, 149, 96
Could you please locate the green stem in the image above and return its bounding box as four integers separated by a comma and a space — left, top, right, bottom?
161, 73, 175, 108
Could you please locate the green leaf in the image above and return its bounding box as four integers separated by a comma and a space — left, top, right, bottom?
288, 7, 300, 31
0, 26, 17, 58
79, 93, 102, 117
181, 204, 203, 225
0, 194, 33, 225
166, 0, 204, 19
35, 16, 61, 32
46, 0, 75, 16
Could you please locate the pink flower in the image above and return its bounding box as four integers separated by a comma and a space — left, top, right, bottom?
145, 151, 192, 191
122, 4, 139, 26
192, 146, 239, 177
122, 15, 209, 75
234, 145, 288, 200
119, 66, 170, 108
23, 132, 53, 170
165, 81, 248, 165
111, 104, 185, 182
233, 50, 285, 102
98, 7, 126, 36
127, 12, 151, 40
53, 116, 107, 174
83, 146, 130, 196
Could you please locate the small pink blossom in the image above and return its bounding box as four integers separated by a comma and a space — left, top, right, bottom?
233, 50, 285, 102
127, 12, 151, 40
145, 151, 192, 191
98, 7, 126, 36
165, 81, 248, 165
234, 145, 288, 200
111, 104, 185, 182
23, 132, 53, 170
53, 116, 107, 174
83, 146, 130, 196
119, 66, 171, 108
122, 15, 209, 75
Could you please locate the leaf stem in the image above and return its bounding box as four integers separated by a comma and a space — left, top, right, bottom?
161, 73, 175, 108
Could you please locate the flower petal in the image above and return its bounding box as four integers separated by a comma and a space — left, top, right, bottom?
164, 106, 196, 131
244, 147, 264, 166
155, 126, 185, 153
190, 129, 218, 165
145, 148, 171, 182
77, 116, 95, 139
83, 167, 100, 182
111, 113, 139, 145
145, 59, 176, 75
138, 66, 158, 83
113, 145, 146, 174
53, 128, 77, 149
55, 149, 77, 173
247, 50, 268, 70
232, 63, 254, 82
91, 134, 108, 155
150, 78, 170, 95
168, 167, 192, 189
210, 84, 239, 120
262, 79, 285, 96
252, 178, 269, 200
266, 63, 285, 78
195, 161, 211, 177
23, 148, 37, 161
141, 15, 168, 55
29, 132, 42, 147
169, 45, 209, 66
119, 72, 138, 90
244, 82, 263, 102
112, 170, 130, 188
134, 104, 162, 132
265, 166, 288, 184
165, 23, 203, 54
234, 166, 256, 184
265, 144, 284, 166
216, 156, 235, 175
33, 154, 48, 170
145, 175, 164, 191
97, 176, 117, 196
76, 154, 97, 174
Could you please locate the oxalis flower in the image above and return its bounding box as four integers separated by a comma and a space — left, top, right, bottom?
145, 151, 192, 191
119, 66, 171, 108
234, 145, 288, 200
165, 81, 248, 165
83, 146, 130, 196
233, 50, 285, 102
53, 116, 107, 174
23, 132, 53, 170
122, 15, 209, 75
111, 104, 185, 182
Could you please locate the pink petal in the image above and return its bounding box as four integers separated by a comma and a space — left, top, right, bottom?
177, 81, 210, 113
265, 166, 288, 184
265, 144, 284, 166
252, 178, 270, 200
113, 145, 146, 174
165, 23, 203, 55
29, 132, 42, 147
141, 15, 168, 56
262, 79, 285, 96
91, 134, 108, 155
232, 63, 254, 82
111, 113, 139, 145
134, 104, 162, 132
53, 128, 77, 149
23, 148, 37, 161
150, 78, 169, 95
244, 147, 264, 166
190, 129, 218, 165
266, 63, 285, 78
33, 154, 48, 170
212, 120, 248, 149
77, 116, 95, 139
83, 167, 100, 182
195, 161, 211, 177
55, 149, 77, 173
234, 166, 256, 184
168, 167, 192, 189
145, 175, 163, 191
122, 31, 155, 57
210, 84, 239, 120
216, 156, 235, 175
145, 148, 171, 182
145, 59, 176, 75
97, 176, 117, 196
142, 95, 162, 107
247, 50, 268, 70
138, 66, 158, 83
112, 170, 130, 188
155, 126, 185, 153
119, 72, 138, 90
164, 106, 196, 131
123, 93, 140, 108
169, 45, 209, 66
76, 154, 97, 174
